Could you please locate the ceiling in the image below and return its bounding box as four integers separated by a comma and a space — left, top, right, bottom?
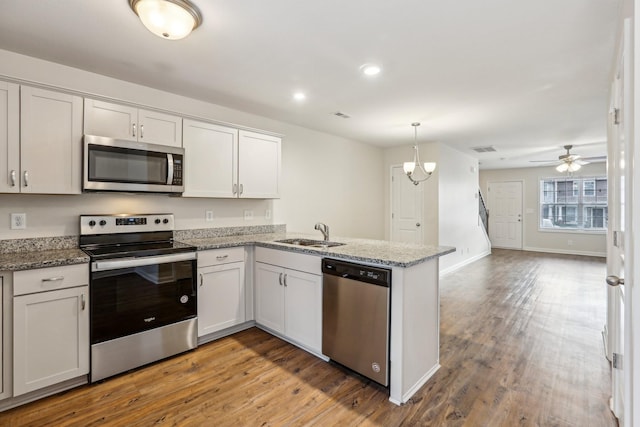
0, 0, 621, 169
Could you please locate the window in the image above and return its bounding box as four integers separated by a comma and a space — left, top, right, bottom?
539, 176, 608, 231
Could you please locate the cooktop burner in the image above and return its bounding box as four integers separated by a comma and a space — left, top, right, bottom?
79, 214, 195, 259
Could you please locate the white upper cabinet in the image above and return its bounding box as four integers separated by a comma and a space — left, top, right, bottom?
182, 120, 238, 197
20, 86, 83, 194
84, 99, 182, 147
238, 130, 281, 199
182, 121, 281, 199
0, 81, 19, 193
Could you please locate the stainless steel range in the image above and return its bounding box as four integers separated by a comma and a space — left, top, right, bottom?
80, 214, 197, 382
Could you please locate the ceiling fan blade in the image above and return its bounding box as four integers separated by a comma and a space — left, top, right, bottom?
581, 155, 607, 161
575, 159, 589, 166
529, 159, 559, 163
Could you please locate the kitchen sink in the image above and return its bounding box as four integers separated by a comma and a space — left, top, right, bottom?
275, 238, 345, 248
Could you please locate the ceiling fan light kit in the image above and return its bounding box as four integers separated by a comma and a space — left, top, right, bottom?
403, 122, 437, 186
129, 0, 202, 40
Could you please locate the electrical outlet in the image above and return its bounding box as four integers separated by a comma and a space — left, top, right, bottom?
265, 209, 271, 220
205, 210, 214, 222
244, 210, 254, 221
11, 213, 26, 230
568, 239, 574, 246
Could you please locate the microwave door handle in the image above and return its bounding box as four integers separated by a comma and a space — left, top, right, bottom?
167, 153, 174, 185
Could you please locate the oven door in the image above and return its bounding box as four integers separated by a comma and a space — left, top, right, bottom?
90, 252, 197, 345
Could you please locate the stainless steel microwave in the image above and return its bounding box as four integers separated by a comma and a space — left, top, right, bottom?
83, 135, 184, 194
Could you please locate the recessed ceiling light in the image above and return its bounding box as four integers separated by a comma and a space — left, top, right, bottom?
360, 63, 382, 76
293, 92, 306, 101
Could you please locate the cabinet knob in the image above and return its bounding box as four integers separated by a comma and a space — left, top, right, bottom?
132, 123, 136, 137
606, 275, 625, 287
416, 223, 421, 227
140, 124, 144, 138
23, 171, 29, 187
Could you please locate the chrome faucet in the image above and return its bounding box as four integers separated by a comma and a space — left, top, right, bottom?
314, 222, 330, 241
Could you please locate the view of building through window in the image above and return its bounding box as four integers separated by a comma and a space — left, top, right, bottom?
539, 176, 608, 230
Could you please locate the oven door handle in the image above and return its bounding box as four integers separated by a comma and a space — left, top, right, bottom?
92, 252, 196, 272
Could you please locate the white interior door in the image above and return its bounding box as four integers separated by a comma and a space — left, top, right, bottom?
607, 23, 626, 420
487, 181, 523, 249
391, 166, 424, 244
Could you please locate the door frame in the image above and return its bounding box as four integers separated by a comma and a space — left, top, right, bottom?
486, 179, 524, 250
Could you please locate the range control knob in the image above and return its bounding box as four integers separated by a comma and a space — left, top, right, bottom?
163, 218, 169, 224
155, 219, 161, 224
99, 220, 107, 226
88, 220, 96, 227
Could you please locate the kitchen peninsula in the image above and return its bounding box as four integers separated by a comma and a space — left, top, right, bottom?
0, 229, 453, 408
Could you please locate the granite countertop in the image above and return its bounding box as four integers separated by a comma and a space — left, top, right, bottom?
180, 233, 455, 268
0, 229, 454, 271
0, 248, 89, 272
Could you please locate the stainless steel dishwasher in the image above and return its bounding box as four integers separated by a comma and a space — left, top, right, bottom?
322, 258, 391, 386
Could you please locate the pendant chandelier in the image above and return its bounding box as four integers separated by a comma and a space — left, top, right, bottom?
403, 123, 436, 185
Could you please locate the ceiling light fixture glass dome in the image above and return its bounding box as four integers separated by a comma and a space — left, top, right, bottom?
129, 0, 202, 40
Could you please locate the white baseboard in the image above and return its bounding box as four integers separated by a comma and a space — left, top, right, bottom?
439, 250, 491, 277
389, 363, 440, 405
521, 246, 606, 258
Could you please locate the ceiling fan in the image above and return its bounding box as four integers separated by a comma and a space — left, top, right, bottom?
530, 144, 606, 172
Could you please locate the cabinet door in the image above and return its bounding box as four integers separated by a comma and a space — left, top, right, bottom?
182, 120, 238, 197
13, 286, 89, 396
138, 109, 182, 147
254, 262, 284, 333
0, 81, 19, 193
197, 262, 245, 337
84, 99, 137, 142
238, 130, 281, 199
283, 269, 322, 353
20, 86, 83, 194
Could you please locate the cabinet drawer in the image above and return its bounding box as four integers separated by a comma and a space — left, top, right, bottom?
198, 247, 245, 267
13, 263, 89, 296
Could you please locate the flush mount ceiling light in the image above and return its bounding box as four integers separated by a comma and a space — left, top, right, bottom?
360, 63, 382, 76
129, 0, 202, 40
403, 123, 436, 185
293, 92, 306, 101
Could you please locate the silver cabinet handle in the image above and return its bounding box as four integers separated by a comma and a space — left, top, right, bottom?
239, 184, 244, 195
23, 171, 28, 187
81, 293, 86, 310
140, 124, 144, 139
278, 272, 283, 286
132, 123, 136, 137
216, 255, 229, 261
42, 276, 64, 282
10, 170, 16, 187
607, 275, 625, 287
283, 273, 288, 287
199, 273, 204, 287
233, 183, 238, 195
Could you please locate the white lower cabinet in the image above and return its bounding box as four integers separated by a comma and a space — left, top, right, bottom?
254, 248, 322, 354
197, 248, 246, 337
12, 264, 89, 396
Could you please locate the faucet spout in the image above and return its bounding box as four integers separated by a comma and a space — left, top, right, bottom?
314, 222, 330, 242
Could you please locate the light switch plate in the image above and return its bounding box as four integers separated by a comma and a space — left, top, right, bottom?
205, 210, 214, 222
265, 209, 271, 220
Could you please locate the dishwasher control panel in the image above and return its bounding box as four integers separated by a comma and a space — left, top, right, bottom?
322, 258, 391, 287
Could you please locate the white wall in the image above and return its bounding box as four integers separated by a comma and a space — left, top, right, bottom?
383, 142, 490, 273
437, 143, 490, 272
479, 163, 607, 256
0, 49, 385, 240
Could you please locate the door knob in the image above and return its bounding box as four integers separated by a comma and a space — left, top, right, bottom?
606, 275, 625, 286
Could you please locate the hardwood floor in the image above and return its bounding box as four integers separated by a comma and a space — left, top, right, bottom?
0, 249, 616, 426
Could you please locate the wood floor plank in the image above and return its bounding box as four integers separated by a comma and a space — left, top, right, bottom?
0, 249, 617, 426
